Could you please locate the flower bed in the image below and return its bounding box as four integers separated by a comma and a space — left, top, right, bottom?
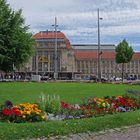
0, 101, 46, 123
60, 95, 140, 120
0, 94, 140, 123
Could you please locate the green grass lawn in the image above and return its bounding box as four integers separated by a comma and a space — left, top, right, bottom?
0, 82, 140, 139
0, 82, 140, 104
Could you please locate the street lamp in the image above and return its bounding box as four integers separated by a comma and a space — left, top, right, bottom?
97, 8, 103, 82
52, 17, 58, 80
12, 63, 16, 80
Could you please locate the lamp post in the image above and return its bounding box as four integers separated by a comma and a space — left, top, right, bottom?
97, 8, 102, 82
52, 17, 58, 80
12, 63, 15, 80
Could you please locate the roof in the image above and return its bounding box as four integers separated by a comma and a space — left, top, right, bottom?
72, 44, 116, 50
133, 52, 140, 59
75, 51, 140, 60
34, 31, 65, 39
33, 31, 72, 49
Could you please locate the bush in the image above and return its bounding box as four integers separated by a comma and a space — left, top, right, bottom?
38, 93, 61, 115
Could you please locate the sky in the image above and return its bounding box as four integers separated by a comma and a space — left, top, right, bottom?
7, 0, 140, 51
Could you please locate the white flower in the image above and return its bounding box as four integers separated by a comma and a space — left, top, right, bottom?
74, 104, 80, 109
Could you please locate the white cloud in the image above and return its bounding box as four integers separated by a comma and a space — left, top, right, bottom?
101, 24, 140, 36
6, 0, 140, 50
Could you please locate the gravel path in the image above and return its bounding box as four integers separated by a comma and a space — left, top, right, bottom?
29, 124, 140, 140
65, 125, 140, 140
95, 126, 140, 140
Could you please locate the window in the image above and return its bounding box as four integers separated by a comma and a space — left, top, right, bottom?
32, 56, 36, 71
38, 63, 42, 71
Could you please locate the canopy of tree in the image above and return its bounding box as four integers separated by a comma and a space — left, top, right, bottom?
0, 0, 35, 72
115, 39, 133, 64
115, 39, 134, 81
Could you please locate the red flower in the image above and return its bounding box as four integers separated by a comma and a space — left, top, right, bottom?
2, 107, 21, 117
61, 101, 69, 109
2, 109, 11, 116
12, 107, 21, 116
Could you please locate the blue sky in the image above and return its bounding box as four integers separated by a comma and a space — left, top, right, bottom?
7, 0, 140, 51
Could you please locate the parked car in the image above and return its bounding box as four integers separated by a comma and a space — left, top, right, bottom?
83, 76, 97, 81
115, 77, 122, 81
41, 76, 49, 81
96, 77, 108, 82
59, 77, 69, 80
127, 77, 136, 80
101, 78, 108, 82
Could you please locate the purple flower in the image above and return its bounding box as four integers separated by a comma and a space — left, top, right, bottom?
118, 107, 126, 112
5, 100, 13, 108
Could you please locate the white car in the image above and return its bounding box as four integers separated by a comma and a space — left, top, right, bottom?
115, 77, 122, 81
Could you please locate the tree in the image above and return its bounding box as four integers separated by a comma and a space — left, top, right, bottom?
115, 39, 134, 82
0, 0, 35, 72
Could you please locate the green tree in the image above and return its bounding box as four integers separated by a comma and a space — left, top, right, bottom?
0, 0, 35, 72
115, 39, 134, 82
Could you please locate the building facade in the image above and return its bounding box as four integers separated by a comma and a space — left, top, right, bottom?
28, 31, 140, 80
31, 31, 76, 79
74, 51, 140, 80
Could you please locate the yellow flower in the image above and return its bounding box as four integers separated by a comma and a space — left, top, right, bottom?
20, 110, 24, 115
102, 103, 106, 107
22, 115, 26, 118
41, 115, 46, 120
26, 111, 31, 115
117, 96, 122, 98
97, 98, 104, 102
36, 112, 40, 115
